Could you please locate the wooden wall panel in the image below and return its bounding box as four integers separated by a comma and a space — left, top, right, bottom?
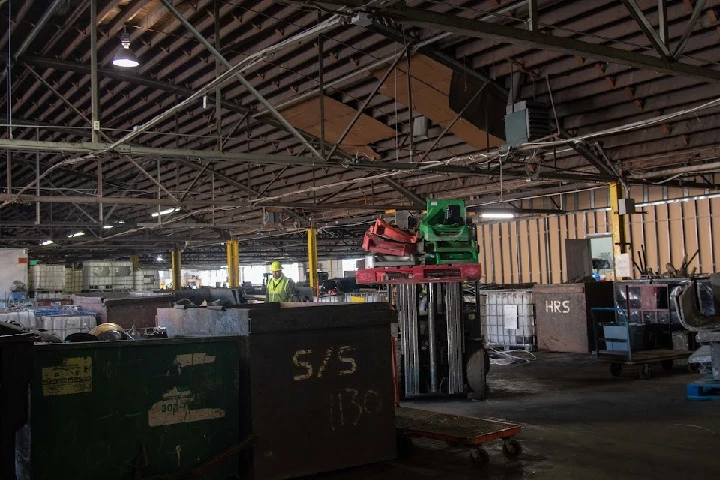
710, 197, 720, 274
491, 223, 502, 284
696, 200, 712, 274
642, 206, 660, 274
548, 216, 561, 283
668, 202, 684, 268
567, 214, 577, 240
585, 211, 596, 235
475, 186, 720, 285
526, 220, 541, 283
518, 221, 530, 283
501, 223, 513, 284
682, 201, 700, 273
656, 204, 671, 272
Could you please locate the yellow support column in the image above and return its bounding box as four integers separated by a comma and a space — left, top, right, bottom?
307, 227, 318, 295
130, 254, 139, 290
609, 182, 628, 280
226, 240, 240, 288
171, 247, 182, 291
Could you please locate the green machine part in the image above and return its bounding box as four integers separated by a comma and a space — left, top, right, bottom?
19, 337, 248, 480
419, 199, 479, 265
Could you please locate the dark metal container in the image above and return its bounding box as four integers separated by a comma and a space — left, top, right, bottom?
533, 282, 614, 353
0, 328, 33, 480
17, 337, 246, 480
157, 303, 397, 479
71, 293, 175, 330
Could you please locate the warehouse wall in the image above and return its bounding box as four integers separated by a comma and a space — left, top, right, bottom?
478, 184, 719, 284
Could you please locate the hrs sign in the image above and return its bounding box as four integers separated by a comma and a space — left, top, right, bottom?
545, 300, 570, 314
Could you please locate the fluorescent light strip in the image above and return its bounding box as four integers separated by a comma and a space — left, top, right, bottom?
637, 192, 720, 208
151, 207, 180, 218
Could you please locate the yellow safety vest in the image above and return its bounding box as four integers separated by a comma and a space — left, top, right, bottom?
267, 276, 294, 302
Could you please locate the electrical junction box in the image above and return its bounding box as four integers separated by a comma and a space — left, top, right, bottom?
504, 101, 552, 147
618, 198, 637, 215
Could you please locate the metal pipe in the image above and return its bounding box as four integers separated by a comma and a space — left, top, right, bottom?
90, 0, 99, 143
35, 128, 40, 224
633, 161, 720, 179
428, 283, 438, 393
160, 0, 326, 160
318, 13, 326, 161
406, 48, 414, 164
398, 284, 410, 395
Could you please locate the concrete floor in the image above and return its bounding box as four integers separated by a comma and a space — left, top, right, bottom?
325, 352, 720, 479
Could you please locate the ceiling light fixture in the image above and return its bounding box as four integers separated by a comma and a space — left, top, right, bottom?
103, 225, 113, 229
67, 231, 85, 238
480, 213, 515, 219
112, 27, 139, 68
41, 240, 53, 246
151, 207, 180, 218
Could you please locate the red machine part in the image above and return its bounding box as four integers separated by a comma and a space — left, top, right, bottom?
368, 218, 418, 244
362, 232, 417, 257
356, 264, 482, 285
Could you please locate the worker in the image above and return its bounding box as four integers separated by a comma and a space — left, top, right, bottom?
266, 261, 298, 302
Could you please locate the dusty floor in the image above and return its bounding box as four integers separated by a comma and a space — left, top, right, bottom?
323, 352, 720, 479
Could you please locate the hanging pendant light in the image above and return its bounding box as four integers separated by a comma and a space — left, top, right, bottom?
112, 27, 139, 68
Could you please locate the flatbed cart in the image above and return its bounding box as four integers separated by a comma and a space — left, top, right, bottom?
395, 407, 522, 467
591, 307, 693, 379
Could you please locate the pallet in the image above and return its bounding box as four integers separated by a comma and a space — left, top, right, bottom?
687, 376, 720, 401
356, 263, 482, 285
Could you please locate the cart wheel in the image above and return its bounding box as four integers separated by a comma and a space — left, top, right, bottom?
610, 363, 622, 377
470, 447, 490, 467
502, 439, 522, 458
396, 435, 413, 458
639, 364, 652, 380
661, 359, 673, 372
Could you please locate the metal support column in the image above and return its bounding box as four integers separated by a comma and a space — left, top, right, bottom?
90, 0, 99, 143
226, 239, 239, 288
445, 282, 464, 395
610, 182, 628, 279
307, 227, 318, 295
427, 283, 438, 393
171, 247, 182, 291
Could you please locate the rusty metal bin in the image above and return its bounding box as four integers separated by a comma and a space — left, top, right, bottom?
533, 283, 614, 353
158, 303, 397, 479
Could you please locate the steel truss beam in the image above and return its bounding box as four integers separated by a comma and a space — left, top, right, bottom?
673, 0, 707, 60
159, 0, 324, 160
0, 139, 617, 183
621, 0, 671, 58
319, 2, 720, 83
0, 193, 419, 211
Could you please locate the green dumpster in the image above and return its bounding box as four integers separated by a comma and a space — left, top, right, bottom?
18, 337, 247, 479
